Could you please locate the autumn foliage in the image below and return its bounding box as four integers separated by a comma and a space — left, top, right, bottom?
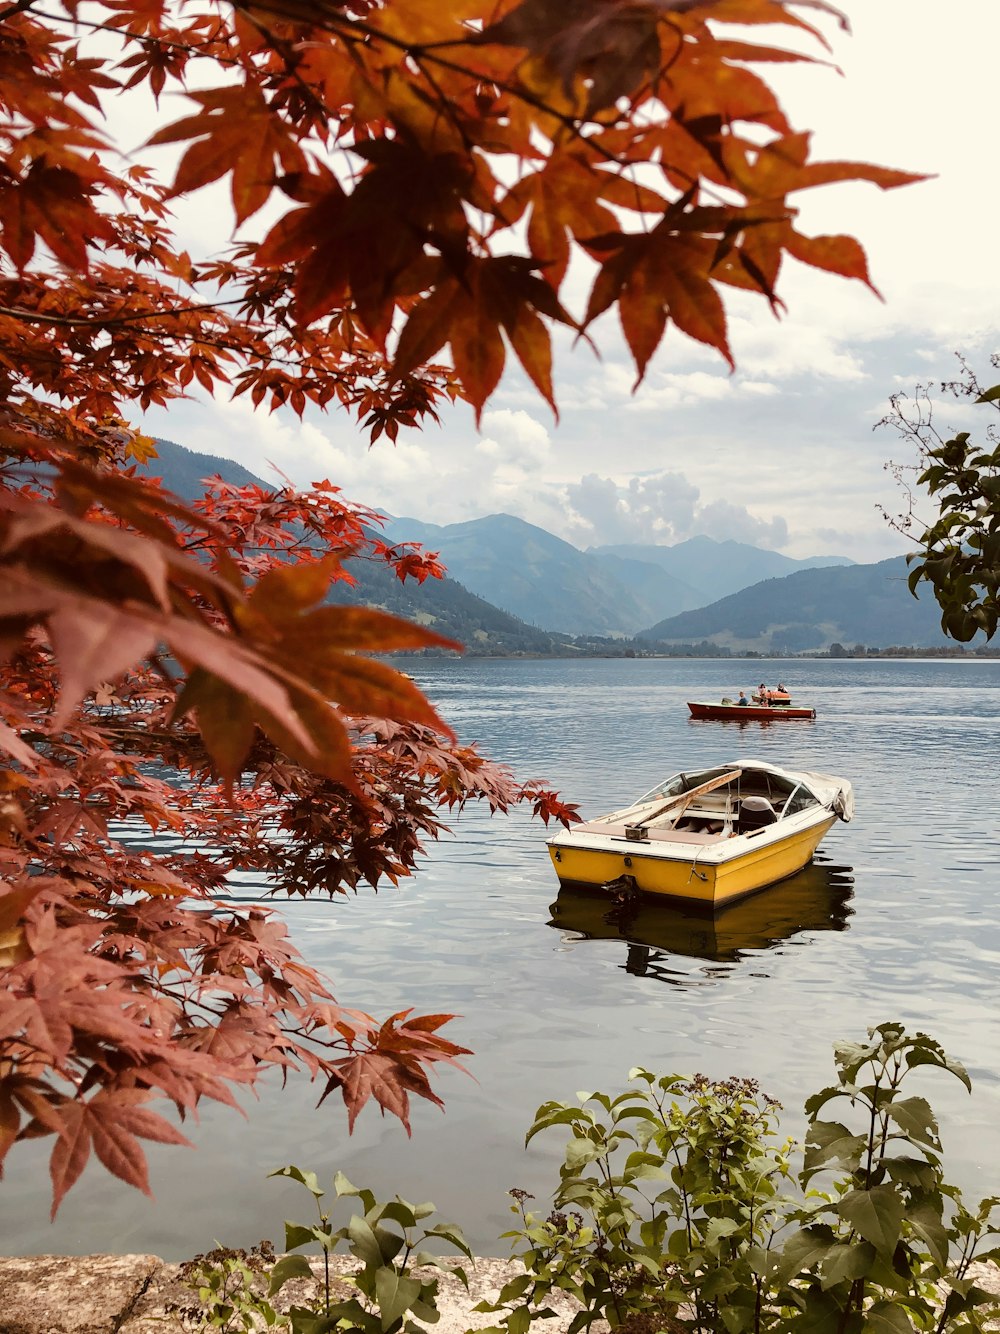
1, 0, 918, 1212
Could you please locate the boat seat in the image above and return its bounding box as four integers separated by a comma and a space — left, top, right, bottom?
737, 796, 777, 835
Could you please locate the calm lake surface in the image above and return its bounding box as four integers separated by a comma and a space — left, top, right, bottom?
3, 657, 1000, 1257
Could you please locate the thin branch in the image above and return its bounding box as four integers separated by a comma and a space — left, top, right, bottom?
0, 0, 37, 22
0, 297, 248, 328
32, 5, 242, 67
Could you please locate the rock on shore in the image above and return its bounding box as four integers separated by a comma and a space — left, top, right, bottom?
0, 1254, 577, 1334
2, 1253, 998, 1333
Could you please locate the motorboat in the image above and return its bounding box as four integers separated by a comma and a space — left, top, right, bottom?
752, 688, 792, 705
545, 760, 853, 908
687, 698, 816, 720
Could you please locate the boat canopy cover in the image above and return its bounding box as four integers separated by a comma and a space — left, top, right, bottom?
771, 764, 854, 822
654, 760, 855, 822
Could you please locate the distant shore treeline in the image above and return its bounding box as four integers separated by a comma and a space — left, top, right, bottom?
406, 637, 1000, 660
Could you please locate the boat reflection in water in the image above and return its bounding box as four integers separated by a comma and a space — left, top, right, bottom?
548, 858, 854, 984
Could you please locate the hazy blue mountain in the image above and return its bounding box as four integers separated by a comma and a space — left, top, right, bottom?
139, 441, 566, 655
638, 557, 957, 651
384, 513, 695, 634
139, 437, 264, 498
140, 441, 939, 652
592, 536, 854, 606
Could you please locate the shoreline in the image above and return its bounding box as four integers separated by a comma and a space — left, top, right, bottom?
0, 1254, 557, 1334
2, 1253, 999, 1334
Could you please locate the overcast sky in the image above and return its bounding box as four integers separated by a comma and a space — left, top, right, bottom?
139, 0, 1000, 564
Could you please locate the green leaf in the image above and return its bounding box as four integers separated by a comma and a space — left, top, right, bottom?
284, 1222, 318, 1251
375, 1267, 423, 1330
627, 1066, 656, 1083
268, 1253, 314, 1295
904, 1044, 971, 1092
837, 1186, 905, 1253
832, 1039, 880, 1080
975, 383, 1000, 403
804, 1084, 848, 1118
863, 1299, 917, 1332
774, 1225, 836, 1284
508, 1304, 531, 1334
886, 1096, 940, 1149
349, 1215, 385, 1269
795, 1285, 842, 1334
883, 1156, 938, 1192
270, 1164, 324, 1198
804, 1121, 867, 1175
376, 1200, 417, 1230
907, 1201, 949, 1270
318, 1297, 380, 1333
524, 1105, 586, 1146
408, 1297, 441, 1324
423, 1222, 472, 1258
496, 1273, 533, 1304
564, 1138, 603, 1172
334, 1171, 361, 1198
818, 1240, 875, 1289
704, 1217, 741, 1251
371, 1223, 405, 1264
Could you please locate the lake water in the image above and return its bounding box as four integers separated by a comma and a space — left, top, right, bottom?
3, 657, 1000, 1258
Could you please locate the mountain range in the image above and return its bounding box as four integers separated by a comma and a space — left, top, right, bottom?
639, 558, 949, 654
383, 515, 854, 635
141, 438, 958, 653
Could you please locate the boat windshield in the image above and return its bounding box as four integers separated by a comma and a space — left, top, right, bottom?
635, 767, 822, 814
635, 768, 728, 805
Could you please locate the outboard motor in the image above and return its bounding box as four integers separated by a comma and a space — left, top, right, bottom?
737, 796, 777, 834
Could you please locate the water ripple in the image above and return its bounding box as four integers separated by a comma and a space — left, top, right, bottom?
3, 656, 999, 1257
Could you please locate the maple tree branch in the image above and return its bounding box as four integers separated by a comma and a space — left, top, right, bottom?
31, 6, 242, 66
0, 0, 37, 20
0, 299, 247, 328
228, 0, 649, 185
0, 312, 374, 385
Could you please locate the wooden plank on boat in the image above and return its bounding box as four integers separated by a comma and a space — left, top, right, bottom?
636, 768, 743, 828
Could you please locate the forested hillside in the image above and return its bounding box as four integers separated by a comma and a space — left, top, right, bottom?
142, 440, 562, 655
639, 558, 961, 651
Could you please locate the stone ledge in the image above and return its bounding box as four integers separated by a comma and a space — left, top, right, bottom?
0, 1255, 580, 1334
2, 1254, 998, 1334
0, 1254, 164, 1334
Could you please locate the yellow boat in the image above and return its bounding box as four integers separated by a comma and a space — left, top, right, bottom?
546, 760, 854, 909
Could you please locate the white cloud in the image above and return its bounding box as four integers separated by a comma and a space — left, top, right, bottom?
563, 470, 791, 550
695, 500, 789, 550
476, 409, 552, 468
130, 1, 1000, 570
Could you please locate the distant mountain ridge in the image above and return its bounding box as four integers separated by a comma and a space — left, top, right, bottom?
591, 536, 854, 607
141, 440, 565, 655
638, 558, 961, 652
384, 514, 855, 636
383, 513, 695, 634
140, 439, 954, 652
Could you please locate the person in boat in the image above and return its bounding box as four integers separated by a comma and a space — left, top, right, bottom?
738, 691, 748, 706
777, 681, 787, 693
758, 682, 771, 705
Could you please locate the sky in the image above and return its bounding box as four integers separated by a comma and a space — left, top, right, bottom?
137, 0, 1000, 564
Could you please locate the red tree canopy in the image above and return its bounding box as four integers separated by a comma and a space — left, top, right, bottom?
0, 0, 919, 1212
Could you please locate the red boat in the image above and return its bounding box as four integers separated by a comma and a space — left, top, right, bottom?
687, 699, 817, 721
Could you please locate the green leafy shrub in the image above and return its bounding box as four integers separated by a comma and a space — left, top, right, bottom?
477, 1023, 1000, 1333
171, 1241, 284, 1332
178, 1167, 471, 1333
266, 1165, 472, 1334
